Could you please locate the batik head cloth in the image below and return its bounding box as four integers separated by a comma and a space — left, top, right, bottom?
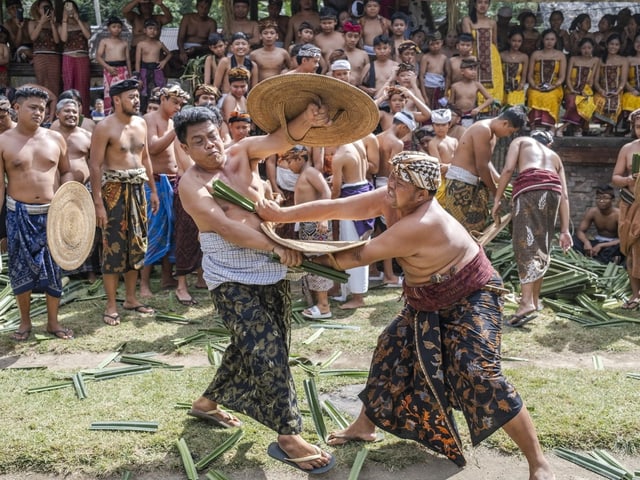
160, 84, 190, 101
391, 151, 441, 191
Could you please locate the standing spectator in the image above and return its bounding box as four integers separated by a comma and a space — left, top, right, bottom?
96, 17, 132, 114
622, 34, 640, 123
418, 31, 450, 109
359, 0, 390, 57
342, 21, 369, 87
92, 98, 106, 122
360, 34, 398, 97
140, 84, 189, 298
612, 110, 640, 309
314, 7, 344, 63
284, 0, 320, 48
389, 12, 408, 60
548, 10, 570, 53
449, 58, 493, 127
5, 0, 32, 62
59, 0, 91, 116
568, 14, 593, 57
496, 5, 512, 51
492, 130, 571, 326
558, 37, 599, 137
175, 0, 217, 72
0, 87, 74, 341
28, 0, 61, 95
252, 20, 291, 82
518, 11, 540, 56
265, 0, 289, 48
526, 29, 566, 133
89, 79, 159, 326
594, 33, 627, 136
122, 0, 172, 60
461, 0, 504, 107
135, 18, 171, 112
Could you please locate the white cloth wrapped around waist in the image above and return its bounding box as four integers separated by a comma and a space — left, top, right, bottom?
594, 234, 617, 242
445, 164, 480, 186
424, 72, 445, 88
6, 195, 50, 214
276, 166, 300, 191
200, 231, 287, 290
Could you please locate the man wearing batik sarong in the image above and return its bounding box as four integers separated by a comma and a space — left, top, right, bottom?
256, 151, 556, 479
443, 106, 526, 233
0, 87, 75, 341
612, 110, 640, 309
90, 79, 159, 326
140, 84, 189, 298
492, 130, 572, 326
176, 106, 334, 473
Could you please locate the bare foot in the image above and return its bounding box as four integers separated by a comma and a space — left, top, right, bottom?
139, 286, 153, 298
327, 426, 379, 446
340, 298, 365, 310
277, 434, 332, 471
530, 463, 555, 480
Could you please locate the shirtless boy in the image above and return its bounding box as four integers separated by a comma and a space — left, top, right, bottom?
419, 31, 450, 108
176, 0, 217, 66
140, 84, 189, 299
252, 20, 291, 82
449, 58, 494, 127
96, 17, 131, 113
342, 21, 369, 86
449, 33, 475, 83
284, 0, 320, 48
361, 35, 398, 97
224, 0, 259, 47
314, 7, 344, 63
427, 108, 457, 202
89, 79, 159, 326
221, 67, 250, 123
122, 0, 172, 55
573, 185, 621, 265
1, 87, 74, 341
360, 0, 390, 56
443, 106, 526, 232
135, 19, 171, 110
214, 32, 258, 93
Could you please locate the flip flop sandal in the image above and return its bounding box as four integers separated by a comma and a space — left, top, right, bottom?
187, 408, 242, 428
506, 312, 538, 328
267, 442, 335, 475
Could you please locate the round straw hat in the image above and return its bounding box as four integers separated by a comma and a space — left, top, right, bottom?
247, 73, 379, 147
47, 181, 96, 271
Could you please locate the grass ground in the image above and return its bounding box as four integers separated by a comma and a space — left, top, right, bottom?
1, 276, 640, 478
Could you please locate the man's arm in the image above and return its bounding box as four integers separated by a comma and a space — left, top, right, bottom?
576, 208, 596, 255
256, 187, 386, 224
557, 160, 573, 252
612, 143, 635, 189
330, 150, 345, 199
55, 133, 74, 183
138, 121, 159, 214
154, 0, 173, 24
144, 114, 176, 155
362, 133, 379, 177
89, 123, 108, 228
474, 126, 498, 195
491, 138, 520, 222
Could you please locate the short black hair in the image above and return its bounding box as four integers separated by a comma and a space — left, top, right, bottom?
14, 86, 48, 104
457, 33, 473, 43
373, 34, 390, 46
498, 105, 527, 129
596, 184, 615, 197
60, 89, 82, 104
174, 106, 218, 144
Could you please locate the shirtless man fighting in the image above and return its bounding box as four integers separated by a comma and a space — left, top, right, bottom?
257, 150, 556, 480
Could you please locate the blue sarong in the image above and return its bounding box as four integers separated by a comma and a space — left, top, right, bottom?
6, 198, 62, 297
144, 174, 175, 266
340, 181, 375, 238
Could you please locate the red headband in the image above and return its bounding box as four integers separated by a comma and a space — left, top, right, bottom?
343, 22, 362, 33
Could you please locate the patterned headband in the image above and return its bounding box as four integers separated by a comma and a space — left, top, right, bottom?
160, 84, 190, 100
228, 67, 250, 82
391, 151, 441, 191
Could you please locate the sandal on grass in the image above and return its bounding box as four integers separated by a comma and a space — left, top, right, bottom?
621, 299, 640, 310
10, 329, 31, 342
187, 408, 242, 428
123, 304, 155, 314
46, 327, 74, 340
301, 305, 332, 319
102, 312, 121, 326
267, 442, 335, 475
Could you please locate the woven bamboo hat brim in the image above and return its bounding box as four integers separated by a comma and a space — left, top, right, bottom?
47, 181, 96, 271
247, 73, 379, 147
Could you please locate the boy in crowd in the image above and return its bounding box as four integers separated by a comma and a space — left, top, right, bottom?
449, 33, 474, 83
361, 35, 398, 97
449, 58, 493, 128
221, 67, 250, 124
342, 21, 369, 87
252, 20, 291, 82
315, 7, 344, 63
214, 32, 257, 93
427, 108, 457, 203
96, 17, 131, 113
573, 185, 622, 264
135, 19, 171, 113
419, 31, 450, 109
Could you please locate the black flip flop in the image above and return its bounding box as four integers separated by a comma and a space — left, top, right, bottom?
267, 442, 335, 475
506, 312, 538, 328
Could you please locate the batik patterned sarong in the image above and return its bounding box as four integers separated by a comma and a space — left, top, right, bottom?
204, 280, 303, 435
622, 64, 640, 113
503, 61, 525, 106
144, 174, 175, 266
140, 61, 166, 97
594, 64, 623, 126
101, 169, 148, 273
359, 253, 521, 467
443, 178, 489, 233
527, 59, 563, 126
299, 221, 333, 291
472, 27, 504, 104
6, 198, 62, 297
562, 65, 596, 125
619, 189, 640, 278
512, 169, 562, 284
174, 178, 201, 276
103, 61, 129, 113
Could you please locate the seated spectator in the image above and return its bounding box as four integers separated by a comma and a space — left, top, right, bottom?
203, 33, 227, 85
174, 0, 217, 72
315, 7, 344, 63
224, 0, 259, 47
287, 43, 322, 74
284, 0, 320, 48
221, 67, 249, 123
594, 14, 616, 57
252, 20, 291, 82
594, 33, 627, 136
548, 10, 570, 53
288, 20, 315, 53
500, 28, 528, 107
573, 185, 622, 264
568, 14, 593, 57
213, 32, 258, 93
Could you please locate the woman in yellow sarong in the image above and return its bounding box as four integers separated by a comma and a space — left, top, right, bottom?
500, 29, 529, 106
594, 33, 628, 135
559, 37, 599, 137
461, 0, 504, 107
622, 33, 640, 117
527, 29, 566, 131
